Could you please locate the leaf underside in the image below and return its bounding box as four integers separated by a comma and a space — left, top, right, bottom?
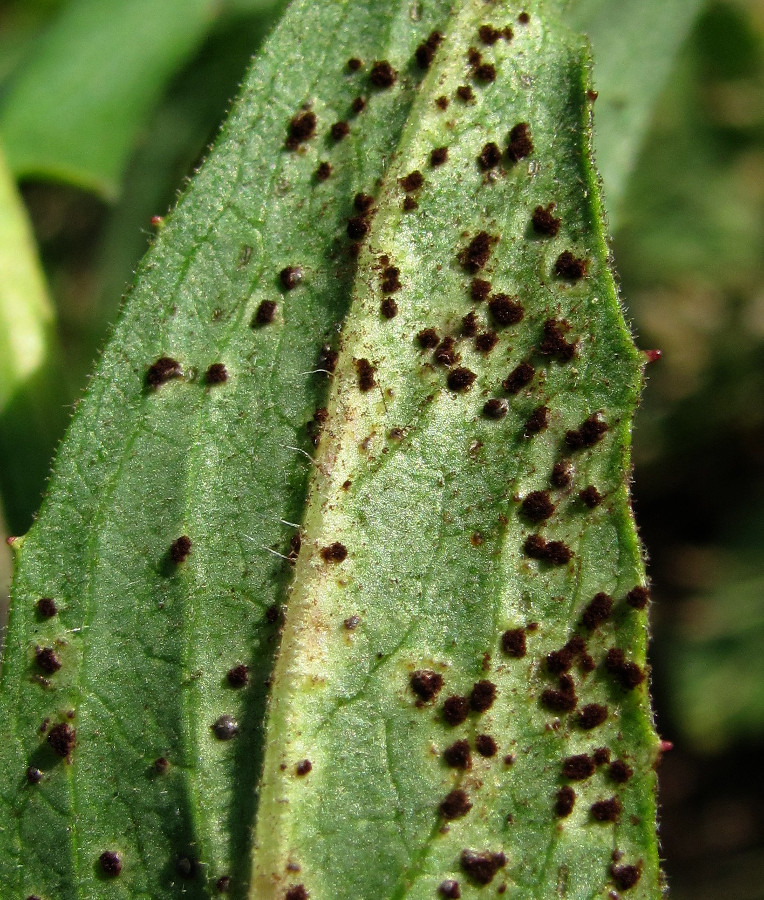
0, 1, 659, 899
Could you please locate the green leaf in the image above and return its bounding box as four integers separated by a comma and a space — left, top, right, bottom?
252, 4, 658, 898
566, 0, 707, 227
0, 1, 659, 898
0, 142, 69, 533
0, 0, 278, 199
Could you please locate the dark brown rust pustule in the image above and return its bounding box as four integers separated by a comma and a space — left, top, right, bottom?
410, 670, 443, 702
443, 695, 470, 726
170, 536, 192, 564
430, 146, 449, 166
461, 311, 478, 337
399, 170, 424, 192
381, 266, 401, 293
380, 298, 398, 319
354, 192, 374, 212
506, 123, 533, 161
539, 318, 576, 362
611, 863, 642, 890
330, 120, 350, 141
578, 703, 608, 729
591, 797, 622, 822
285, 110, 317, 149
440, 788, 472, 820
227, 665, 249, 688
254, 300, 277, 325
551, 460, 573, 487
415, 30, 443, 69
605, 648, 646, 689
285, 886, 308, 900
471, 278, 491, 301
35, 646, 61, 674
295, 759, 312, 776
47, 722, 76, 757
469, 680, 497, 712
524, 405, 549, 435
347, 216, 370, 240
582, 592, 613, 630
347, 57, 363, 71
146, 356, 182, 388
531, 204, 561, 236
280, 266, 303, 290
26, 766, 43, 784
439, 880, 461, 898
475, 734, 497, 757
434, 337, 458, 366
565, 413, 608, 449
523, 535, 572, 565
320, 542, 348, 563
478, 142, 502, 170
520, 491, 555, 523
459, 232, 497, 272
460, 850, 506, 885
417, 328, 439, 349
562, 754, 595, 780
580, 486, 602, 508
501, 628, 526, 657
36, 597, 57, 618
608, 759, 634, 783
555, 250, 589, 280
206, 363, 227, 385
475, 331, 498, 353
444, 739, 472, 769
99, 851, 122, 877
447, 368, 476, 392
541, 675, 577, 712
626, 586, 650, 609
483, 398, 508, 419
355, 358, 376, 392
369, 60, 397, 87
555, 786, 575, 817
503, 362, 534, 394
488, 294, 523, 326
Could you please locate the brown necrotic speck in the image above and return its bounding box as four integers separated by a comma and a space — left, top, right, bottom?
555, 785, 575, 817
399, 170, 424, 192
582, 592, 613, 630
48, 722, 75, 757
355, 358, 376, 391
440, 788, 472, 820
477, 142, 502, 170
520, 490, 555, 523
562, 754, 595, 780
380, 298, 398, 319
483, 398, 508, 419
443, 695, 470, 726
146, 356, 182, 388
254, 300, 277, 325
347, 57, 363, 71
170, 536, 192, 564
501, 628, 526, 657
611, 863, 642, 890
347, 215, 370, 239
212, 715, 239, 740
410, 669, 443, 702
475, 331, 499, 353
280, 266, 303, 290
439, 880, 461, 898
470, 680, 497, 712
488, 294, 523, 326
227, 665, 249, 688
447, 368, 477, 392
320, 542, 348, 563
580, 486, 602, 508
591, 797, 622, 822
531, 203, 561, 236
285, 111, 317, 150
555, 250, 589, 280
402, 197, 418, 211
507, 123, 533, 162
330, 120, 350, 141
503, 362, 534, 394
351, 95, 367, 114
35, 646, 61, 674
470, 278, 491, 301
539, 318, 576, 361
206, 363, 227, 385
370, 60, 397, 87
26, 766, 43, 784
456, 85, 475, 102
435, 95, 450, 110
518, 11, 530, 23
434, 337, 458, 366
417, 328, 439, 349
608, 759, 634, 783
36, 597, 57, 618
430, 146, 449, 166
444, 739, 472, 769
415, 30, 444, 69
460, 850, 505, 885
459, 232, 496, 272
99, 851, 122, 877
474, 62, 496, 83
475, 734, 497, 757
525, 405, 549, 435
296, 759, 312, 776
578, 703, 608, 729
285, 887, 308, 900
626, 586, 650, 609
467, 46, 482, 67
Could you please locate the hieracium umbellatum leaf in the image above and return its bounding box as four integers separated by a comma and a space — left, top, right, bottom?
0, 1, 661, 898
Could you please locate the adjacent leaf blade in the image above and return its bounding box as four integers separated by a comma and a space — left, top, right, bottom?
253, 4, 659, 899
0, 0, 460, 896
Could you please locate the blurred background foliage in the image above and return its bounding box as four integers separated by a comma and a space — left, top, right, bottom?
0, 0, 762, 897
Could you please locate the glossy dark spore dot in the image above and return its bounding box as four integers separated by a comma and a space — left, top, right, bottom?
296, 759, 312, 776
146, 356, 182, 388
36, 597, 57, 618
506, 123, 533, 161
443, 695, 470, 726
47, 722, 75, 757
227, 665, 249, 688
410, 669, 444, 702
170, 535, 192, 564
99, 851, 122, 877
212, 715, 238, 740
26, 766, 43, 784
440, 788, 472, 820
206, 363, 227, 385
